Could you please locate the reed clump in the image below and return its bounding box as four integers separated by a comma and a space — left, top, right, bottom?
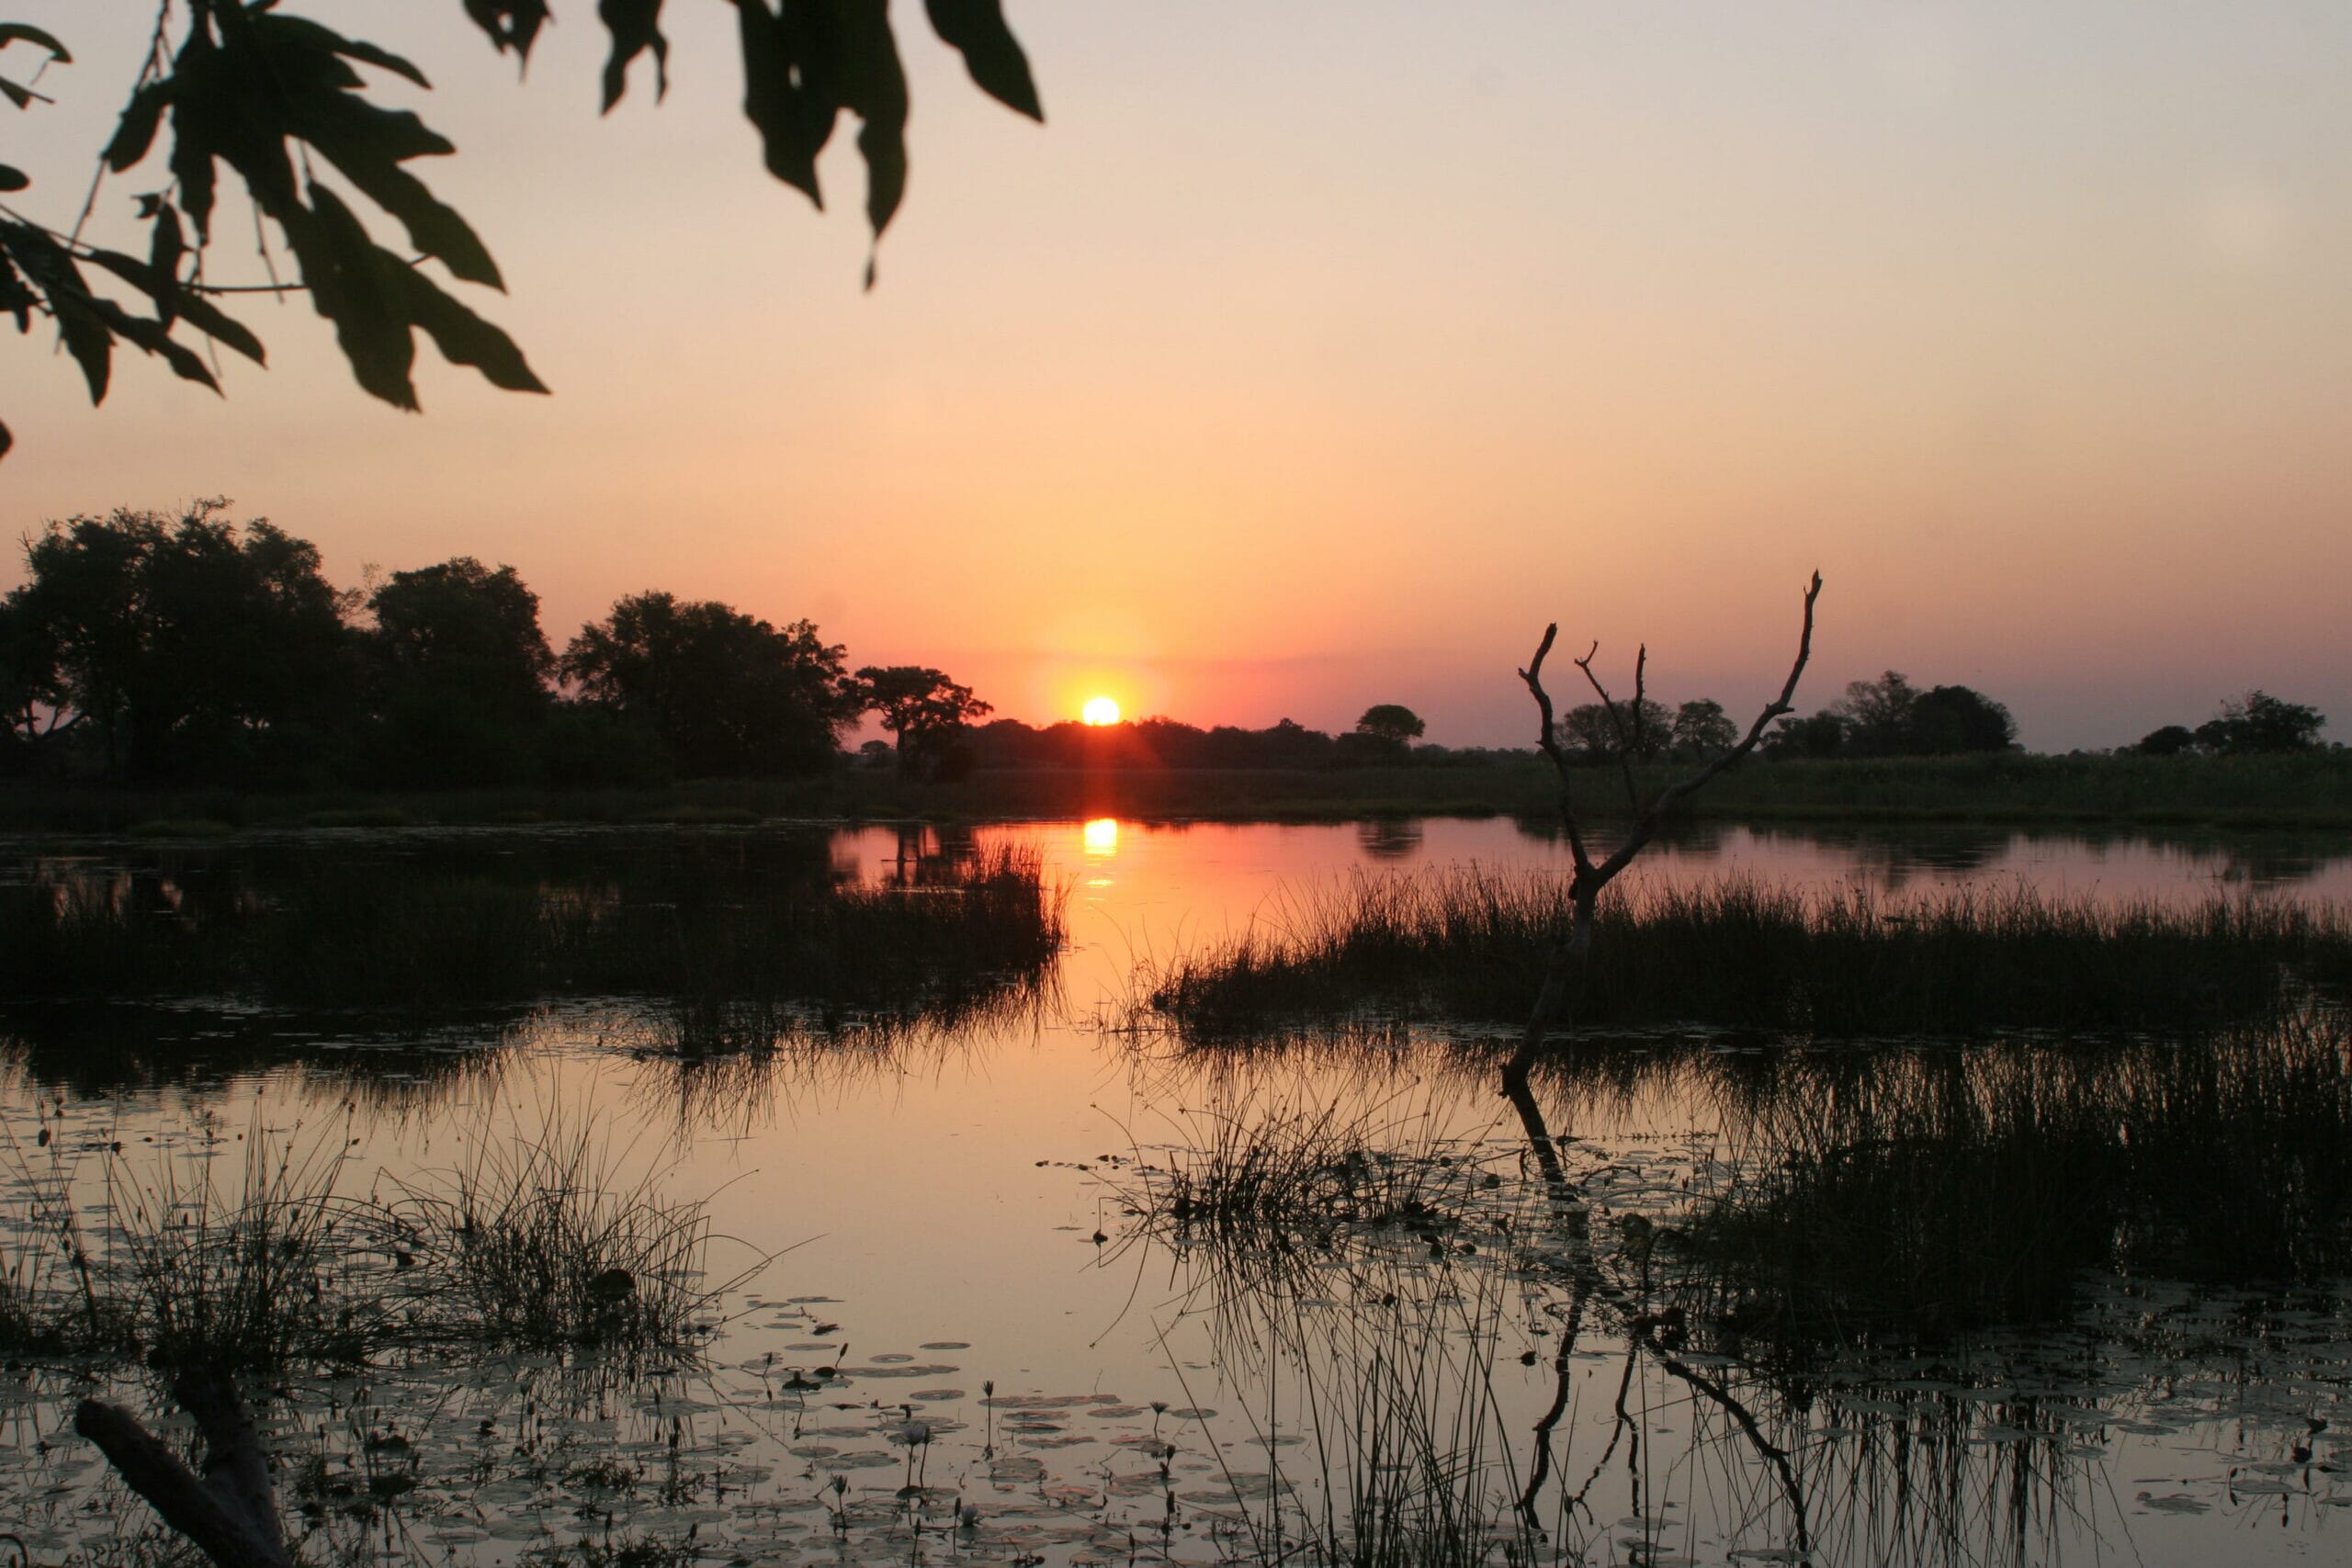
390, 1106, 762, 1352
1663, 1015, 2352, 1341
0, 1103, 761, 1365
1127, 1091, 1487, 1247
1149, 869, 2351, 1037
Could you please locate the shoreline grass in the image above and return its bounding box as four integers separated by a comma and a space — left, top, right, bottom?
6, 750, 2352, 832
1145, 868, 2352, 1038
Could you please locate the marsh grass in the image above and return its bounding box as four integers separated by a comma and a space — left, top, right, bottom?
1113, 1084, 1500, 1289
99, 1111, 407, 1369
1148, 869, 2352, 1037
390, 1100, 771, 1352
0, 1097, 761, 1367
1641, 1014, 2352, 1340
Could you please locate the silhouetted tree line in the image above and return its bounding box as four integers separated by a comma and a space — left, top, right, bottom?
2130, 692, 2330, 758
0, 504, 988, 788
1758, 670, 2019, 760
961, 709, 1506, 772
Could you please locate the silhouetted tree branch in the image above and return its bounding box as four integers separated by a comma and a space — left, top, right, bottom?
74, 1368, 290, 1568
1501, 573, 1823, 1178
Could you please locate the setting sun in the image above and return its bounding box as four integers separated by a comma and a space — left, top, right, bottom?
1081, 696, 1122, 727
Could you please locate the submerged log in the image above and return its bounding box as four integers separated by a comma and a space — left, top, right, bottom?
74, 1367, 292, 1568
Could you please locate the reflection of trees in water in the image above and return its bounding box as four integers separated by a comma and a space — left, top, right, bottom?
0, 829, 1063, 1095
1724, 822, 2352, 896
1354, 818, 1425, 860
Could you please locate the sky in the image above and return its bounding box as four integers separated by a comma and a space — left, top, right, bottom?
4, 2, 2347, 749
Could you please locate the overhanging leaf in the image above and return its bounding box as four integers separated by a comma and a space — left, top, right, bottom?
829, 0, 909, 239
923, 0, 1041, 120
392, 266, 548, 394
253, 15, 432, 89
148, 204, 185, 327
75, 294, 222, 391
0, 164, 25, 193
463, 0, 552, 61
0, 23, 70, 62
79, 249, 266, 365
288, 85, 502, 287
106, 81, 172, 171
598, 0, 670, 112
289, 182, 419, 408
735, 0, 823, 205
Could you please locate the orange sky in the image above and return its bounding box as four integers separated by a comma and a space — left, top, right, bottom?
5, 3, 2346, 748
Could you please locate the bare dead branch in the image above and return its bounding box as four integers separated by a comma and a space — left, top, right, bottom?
1593, 570, 1823, 885
1517, 624, 1592, 874
1572, 640, 1645, 817
1503, 573, 1823, 1148
74, 1370, 291, 1568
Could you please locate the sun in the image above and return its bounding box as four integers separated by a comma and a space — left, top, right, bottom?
1081, 695, 1122, 727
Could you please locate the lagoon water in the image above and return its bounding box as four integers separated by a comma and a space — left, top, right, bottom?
5, 817, 2351, 1568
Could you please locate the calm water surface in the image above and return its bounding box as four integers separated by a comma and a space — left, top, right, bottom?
3, 818, 2348, 1568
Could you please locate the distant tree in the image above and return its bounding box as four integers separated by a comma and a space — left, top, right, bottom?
2202, 691, 2326, 755
1762, 710, 1849, 760
854, 665, 992, 778
2132, 724, 2199, 757
1835, 671, 1921, 756
364, 557, 552, 784
2, 501, 354, 781
1355, 705, 1427, 746
1907, 683, 2017, 754
1557, 698, 1671, 761
561, 592, 854, 777
1668, 699, 1737, 759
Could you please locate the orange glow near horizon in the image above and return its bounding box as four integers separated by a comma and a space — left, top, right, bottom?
1081, 818, 1120, 857
5, 10, 2347, 751
1081, 696, 1123, 727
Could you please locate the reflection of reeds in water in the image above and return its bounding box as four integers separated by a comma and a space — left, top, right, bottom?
1146, 869, 2351, 1036
1111, 1034, 2352, 1566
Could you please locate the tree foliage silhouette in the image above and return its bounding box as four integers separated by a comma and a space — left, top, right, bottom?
856, 663, 990, 776
562, 592, 858, 778
1353, 704, 1425, 748
0, 2, 1043, 459
2, 500, 354, 780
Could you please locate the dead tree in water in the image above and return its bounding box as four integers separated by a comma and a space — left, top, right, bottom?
74, 1368, 292, 1568
1503, 572, 1823, 1182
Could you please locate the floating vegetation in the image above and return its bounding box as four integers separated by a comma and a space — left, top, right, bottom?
1146, 869, 2352, 1038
